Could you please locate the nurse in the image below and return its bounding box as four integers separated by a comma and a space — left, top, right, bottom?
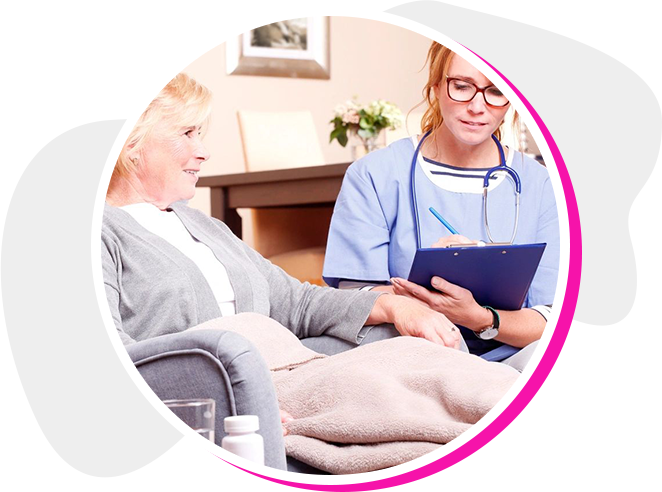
323, 42, 559, 370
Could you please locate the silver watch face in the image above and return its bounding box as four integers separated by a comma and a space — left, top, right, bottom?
478, 326, 499, 340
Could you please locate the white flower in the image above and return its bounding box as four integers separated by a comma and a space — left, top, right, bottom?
334, 104, 348, 117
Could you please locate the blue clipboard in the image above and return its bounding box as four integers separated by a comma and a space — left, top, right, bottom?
407, 243, 546, 310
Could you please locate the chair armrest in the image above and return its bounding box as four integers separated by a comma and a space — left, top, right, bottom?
126, 329, 286, 470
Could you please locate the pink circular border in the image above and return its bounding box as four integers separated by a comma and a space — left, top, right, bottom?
218, 49, 582, 491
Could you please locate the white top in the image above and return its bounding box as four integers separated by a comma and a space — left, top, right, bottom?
121, 203, 237, 317
412, 135, 515, 194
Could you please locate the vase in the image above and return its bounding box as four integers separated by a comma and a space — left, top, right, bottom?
350, 135, 381, 161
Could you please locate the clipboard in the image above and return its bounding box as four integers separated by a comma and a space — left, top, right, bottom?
407, 243, 546, 310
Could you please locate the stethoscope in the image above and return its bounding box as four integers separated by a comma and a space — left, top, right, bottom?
411, 130, 521, 249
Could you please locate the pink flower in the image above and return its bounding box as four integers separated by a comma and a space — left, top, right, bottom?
342, 109, 360, 124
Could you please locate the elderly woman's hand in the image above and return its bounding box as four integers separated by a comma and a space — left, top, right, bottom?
367, 294, 461, 349
391, 276, 491, 332
280, 409, 294, 436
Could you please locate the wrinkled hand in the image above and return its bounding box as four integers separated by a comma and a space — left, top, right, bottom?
391, 276, 490, 332
431, 234, 474, 249
385, 294, 461, 349
280, 409, 294, 436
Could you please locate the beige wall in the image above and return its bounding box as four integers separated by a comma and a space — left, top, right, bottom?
183, 16, 432, 235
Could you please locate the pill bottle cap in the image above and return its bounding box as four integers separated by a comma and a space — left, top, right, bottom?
224, 415, 259, 433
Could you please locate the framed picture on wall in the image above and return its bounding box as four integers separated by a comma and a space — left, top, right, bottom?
226, 17, 330, 79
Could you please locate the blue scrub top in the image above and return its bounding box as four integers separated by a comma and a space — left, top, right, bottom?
323, 138, 560, 354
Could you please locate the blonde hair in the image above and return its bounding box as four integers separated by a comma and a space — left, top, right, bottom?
112, 73, 212, 183
419, 42, 520, 147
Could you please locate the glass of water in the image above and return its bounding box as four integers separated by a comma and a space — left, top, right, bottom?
163, 399, 216, 442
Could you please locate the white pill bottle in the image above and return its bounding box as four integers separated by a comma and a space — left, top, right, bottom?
221, 415, 264, 465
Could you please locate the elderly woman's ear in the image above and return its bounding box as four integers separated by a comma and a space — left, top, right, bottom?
127, 151, 139, 165
125, 140, 139, 160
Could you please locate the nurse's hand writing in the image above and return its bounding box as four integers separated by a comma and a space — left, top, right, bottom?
431, 234, 474, 248
280, 409, 294, 436
390, 276, 491, 332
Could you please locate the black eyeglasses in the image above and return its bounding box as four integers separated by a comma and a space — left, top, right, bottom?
446, 76, 510, 108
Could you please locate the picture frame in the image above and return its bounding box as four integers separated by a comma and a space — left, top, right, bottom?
226, 17, 330, 79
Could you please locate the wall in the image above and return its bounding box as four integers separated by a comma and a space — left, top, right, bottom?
182, 16, 432, 244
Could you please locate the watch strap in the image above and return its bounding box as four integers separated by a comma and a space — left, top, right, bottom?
482, 305, 500, 330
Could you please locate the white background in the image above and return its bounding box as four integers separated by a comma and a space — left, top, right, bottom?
0, 1, 662, 491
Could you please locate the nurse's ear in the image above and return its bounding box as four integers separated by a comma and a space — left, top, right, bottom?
432, 83, 442, 101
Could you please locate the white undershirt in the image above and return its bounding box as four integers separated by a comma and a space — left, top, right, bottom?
412, 135, 516, 194
121, 203, 237, 317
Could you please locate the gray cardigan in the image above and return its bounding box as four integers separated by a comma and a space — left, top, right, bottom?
101, 202, 382, 346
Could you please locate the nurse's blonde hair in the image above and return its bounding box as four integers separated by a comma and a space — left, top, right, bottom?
418, 42, 520, 147
110, 73, 212, 186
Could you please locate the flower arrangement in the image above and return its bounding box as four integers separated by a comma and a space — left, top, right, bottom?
329, 98, 404, 153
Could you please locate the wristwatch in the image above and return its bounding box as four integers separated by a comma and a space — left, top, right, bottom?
476, 306, 500, 340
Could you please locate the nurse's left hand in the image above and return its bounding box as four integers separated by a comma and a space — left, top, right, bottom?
431, 235, 473, 248
391, 276, 490, 332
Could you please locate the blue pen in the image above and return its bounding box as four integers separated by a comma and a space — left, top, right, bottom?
429, 207, 459, 235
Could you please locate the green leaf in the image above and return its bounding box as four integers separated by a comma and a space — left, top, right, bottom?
330, 126, 348, 146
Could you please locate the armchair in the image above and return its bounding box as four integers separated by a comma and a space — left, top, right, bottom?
126, 329, 287, 470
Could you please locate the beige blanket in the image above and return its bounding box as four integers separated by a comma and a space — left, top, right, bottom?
193, 313, 518, 474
